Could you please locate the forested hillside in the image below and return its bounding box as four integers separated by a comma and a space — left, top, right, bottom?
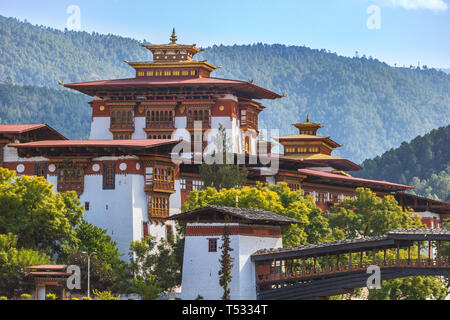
0, 15, 449, 162
356, 125, 450, 201
0, 84, 91, 139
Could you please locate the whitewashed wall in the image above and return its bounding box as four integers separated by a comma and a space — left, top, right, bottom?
180, 223, 282, 300
90, 117, 113, 140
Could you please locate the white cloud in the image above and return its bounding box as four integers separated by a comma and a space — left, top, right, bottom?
371, 0, 448, 12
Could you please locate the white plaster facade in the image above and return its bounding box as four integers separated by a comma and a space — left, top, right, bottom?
180, 222, 282, 300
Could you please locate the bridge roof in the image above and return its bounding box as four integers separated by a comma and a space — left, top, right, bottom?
251, 228, 450, 261
168, 205, 301, 226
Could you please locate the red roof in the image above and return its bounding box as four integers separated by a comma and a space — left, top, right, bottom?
64, 77, 282, 100
0, 124, 47, 134
11, 139, 179, 148
26, 265, 68, 271
0, 124, 67, 140
298, 168, 414, 190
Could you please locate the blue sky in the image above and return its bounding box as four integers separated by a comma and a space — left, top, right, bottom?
1, 0, 449, 68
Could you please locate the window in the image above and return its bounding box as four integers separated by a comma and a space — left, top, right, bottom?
148, 194, 170, 218
166, 225, 173, 240
241, 109, 247, 125
0, 144, 4, 167
34, 163, 47, 178
103, 162, 116, 190
57, 165, 84, 195
192, 179, 204, 190
145, 166, 174, 189
143, 222, 149, 238
85, 202, 90, 211
288, 183, 300, 191
110, 108, 134, 130
113, 133, 131, 140
145, 109, 175, 129
208, 239, 218, 252
180, 178, 186, 190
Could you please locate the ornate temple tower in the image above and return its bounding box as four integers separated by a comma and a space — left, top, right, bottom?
64, 30, 281, 156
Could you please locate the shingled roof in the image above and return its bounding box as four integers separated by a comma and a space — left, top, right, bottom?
168, 205, 301, 226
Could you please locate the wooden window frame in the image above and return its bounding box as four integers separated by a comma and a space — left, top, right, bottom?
57, 164, 85, 195
34, 163, 47, 178
208, 238, 218, 252
103, 162, 116, 190
148, 193, 170, 218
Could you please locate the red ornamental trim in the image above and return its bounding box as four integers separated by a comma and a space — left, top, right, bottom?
186, 225, 281, 238
2, 161, 48, 175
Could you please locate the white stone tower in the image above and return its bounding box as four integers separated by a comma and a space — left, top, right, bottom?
169, 205, 300, 300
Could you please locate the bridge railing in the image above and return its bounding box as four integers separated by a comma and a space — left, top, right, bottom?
256, 258, 450, 284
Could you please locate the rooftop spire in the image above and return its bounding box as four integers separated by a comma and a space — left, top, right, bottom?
170, 28, 177, 44
306, 114, 310, 123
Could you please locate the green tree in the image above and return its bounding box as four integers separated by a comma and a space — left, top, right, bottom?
63, 250, 117, 294
126, 235, 181, 298
0, 233, 50, 297
328, 188, 423, 238
182, 182, 334, 247
0, 168, 83, 256
368, 276, 447, 300
218, 226, 234, 300
199, 124, 248, 190
329, 188, 446, 300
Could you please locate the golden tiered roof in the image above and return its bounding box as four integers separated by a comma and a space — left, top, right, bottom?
125, 29, 220, 74
292, 115, 323, 135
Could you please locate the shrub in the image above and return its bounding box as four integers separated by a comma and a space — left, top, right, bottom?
92, 289, 120, 300
45, 293, 56, 300
21, 293, 32, 300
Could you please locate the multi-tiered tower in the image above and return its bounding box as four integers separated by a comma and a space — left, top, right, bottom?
64, 30, 282, 155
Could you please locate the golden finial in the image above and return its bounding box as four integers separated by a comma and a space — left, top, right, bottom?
282, 93, 287, 97
248, 79, 254, 84
170, 28, 177, 44
57, 80, 65, 86
124, 59, 129, 63
306, 114, 310, 122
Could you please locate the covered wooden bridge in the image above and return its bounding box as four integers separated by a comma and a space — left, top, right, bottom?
251, 228, 450, 300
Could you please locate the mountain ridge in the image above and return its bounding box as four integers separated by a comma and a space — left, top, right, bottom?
0, 14, 449, 163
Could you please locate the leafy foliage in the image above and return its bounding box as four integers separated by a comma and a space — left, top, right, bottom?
199, 125, 248, 190
218, 226, 234, 300
0, 233, 50, 297
182, 182, 336, 247
328, 188, 423, 238
368, 276, 447, 300
357, 125, 450, 188
126, 235, 180, 298
328, 188, 447, 300
92, 289, 120, 300
0, 83, 91, 139
408, 166, 450, 202
0, 168, 83, 256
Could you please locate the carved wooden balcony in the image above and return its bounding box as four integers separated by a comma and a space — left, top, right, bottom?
146, 120, 175, 130
187, 119, 211, 129
110, 122, 135, 131
149, 208, 170, 218
144, 179, 175, 193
